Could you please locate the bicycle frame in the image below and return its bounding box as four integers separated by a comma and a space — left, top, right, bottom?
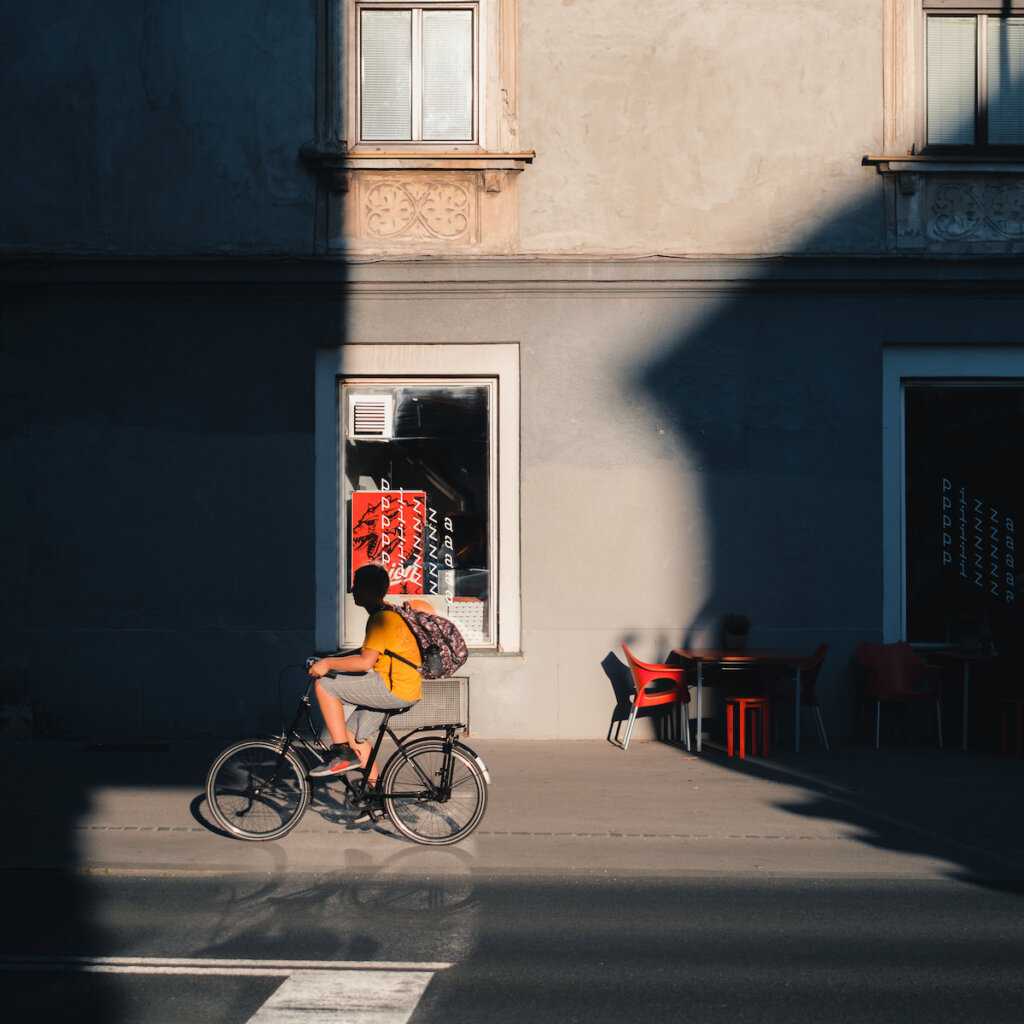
255, 681, 328, 790
270, 677, 468, 805
345, 716, 466, 805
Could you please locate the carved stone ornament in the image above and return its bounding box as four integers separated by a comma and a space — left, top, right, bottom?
364, 179, 474, 243
928, 181, 1024, 243
340, 166, 525, 253
870, 161, 1024, 252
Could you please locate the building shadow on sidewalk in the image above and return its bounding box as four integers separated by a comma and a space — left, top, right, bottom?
693, 739, 1024, 889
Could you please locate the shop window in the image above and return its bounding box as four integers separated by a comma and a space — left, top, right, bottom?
341, 380, 495, 646
903, 381, 1022, 645
315, 344, 519, 654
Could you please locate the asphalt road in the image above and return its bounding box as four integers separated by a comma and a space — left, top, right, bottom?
3, 871, 1023, 1023
6, 736, 1023, 1021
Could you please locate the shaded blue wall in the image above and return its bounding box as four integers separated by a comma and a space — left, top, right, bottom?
0, 1, 316, 254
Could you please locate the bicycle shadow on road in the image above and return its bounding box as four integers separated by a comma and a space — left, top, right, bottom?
189, 773, 405, 842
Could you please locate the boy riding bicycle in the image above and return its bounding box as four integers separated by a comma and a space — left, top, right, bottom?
305, 563, 421, 784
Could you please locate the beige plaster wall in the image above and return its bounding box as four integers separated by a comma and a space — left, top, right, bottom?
516, 0, 885, 255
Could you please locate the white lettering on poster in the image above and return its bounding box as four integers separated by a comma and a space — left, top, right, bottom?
941, 478, 1015, 603
371, 485, 456, 596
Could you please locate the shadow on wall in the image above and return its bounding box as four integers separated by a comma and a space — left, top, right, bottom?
1, 7, 340, 1021
627, 20, 1024, 687
624, 252, 883, 744
617, 176, 1024, 745
595, 44, 1024, 890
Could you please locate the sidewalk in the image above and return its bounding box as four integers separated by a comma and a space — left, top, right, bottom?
6, 736, 1023, 880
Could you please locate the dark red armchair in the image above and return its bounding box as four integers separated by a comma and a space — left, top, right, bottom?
858, 642, 943, 749
763, 643, 831, 750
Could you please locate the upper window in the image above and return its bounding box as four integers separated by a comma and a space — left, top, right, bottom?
358, 2, 478, 144
925, 7, 1024, 148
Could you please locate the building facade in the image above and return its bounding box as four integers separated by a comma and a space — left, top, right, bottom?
2, 0, 1022, 742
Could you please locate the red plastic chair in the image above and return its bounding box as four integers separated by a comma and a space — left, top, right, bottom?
763, 644, 831, 750
618, 645, 693, 751
857, 642, 943, 749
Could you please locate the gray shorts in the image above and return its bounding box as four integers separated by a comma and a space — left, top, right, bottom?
319, 670, 417, 742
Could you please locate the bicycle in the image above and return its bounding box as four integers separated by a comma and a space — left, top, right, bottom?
205, 674, 490, 846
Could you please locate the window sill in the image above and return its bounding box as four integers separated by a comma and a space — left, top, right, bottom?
864, 155, 1024, 174
301, 140, 534, 192
345, 148, 535, 172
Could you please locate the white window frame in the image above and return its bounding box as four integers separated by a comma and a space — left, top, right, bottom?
882, 345, 1023, 641
352, 1, 483, 148
921, 2, 1024, 150
315, 343, 520, 653
340, 378, 496, 645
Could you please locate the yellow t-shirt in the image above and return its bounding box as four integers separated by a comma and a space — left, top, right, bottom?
363, 607, 422, 703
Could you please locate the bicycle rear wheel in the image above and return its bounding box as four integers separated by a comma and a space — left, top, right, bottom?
206, 739, 311, 841
381, 739, 488, 846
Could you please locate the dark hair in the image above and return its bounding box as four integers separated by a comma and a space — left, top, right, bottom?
352, 562, 391, 598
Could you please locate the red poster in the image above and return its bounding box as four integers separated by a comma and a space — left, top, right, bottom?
351, 491, 427, 594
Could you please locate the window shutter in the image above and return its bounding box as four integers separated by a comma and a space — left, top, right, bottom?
927, 16, 978, 145
361, 10, 413, 141
988, 17, 1024, 144
421, 9, 474, 141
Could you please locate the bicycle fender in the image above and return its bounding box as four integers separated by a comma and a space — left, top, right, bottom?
453, 741, 491, 785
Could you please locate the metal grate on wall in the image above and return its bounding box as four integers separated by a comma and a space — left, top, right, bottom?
396, 677, 469, 735
349, 395, 394, 438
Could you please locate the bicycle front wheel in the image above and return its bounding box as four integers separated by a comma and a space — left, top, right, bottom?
206, 739, 311, 841
381, 739, 488, 846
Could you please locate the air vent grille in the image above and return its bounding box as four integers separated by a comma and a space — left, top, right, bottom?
349, 395, 394, 438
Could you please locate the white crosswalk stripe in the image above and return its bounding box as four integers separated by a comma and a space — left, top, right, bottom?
246, 969, 436, 1024
0, 956, 449, 1024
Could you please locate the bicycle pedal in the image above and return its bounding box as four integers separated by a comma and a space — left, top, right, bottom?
353, 803, 386, 824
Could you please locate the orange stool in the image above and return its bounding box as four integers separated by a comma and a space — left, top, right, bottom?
726, 696, 770, 758
1000, 699, 1024, 759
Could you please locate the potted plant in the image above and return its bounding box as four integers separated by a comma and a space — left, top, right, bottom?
723, 614, 751, 650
